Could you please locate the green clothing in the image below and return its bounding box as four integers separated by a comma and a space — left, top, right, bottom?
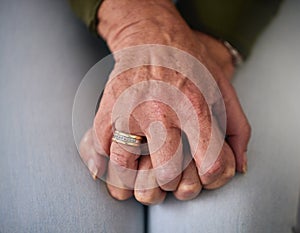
68, 0, 103, 35
68, 0, 282, 58
176, 0, 282, 58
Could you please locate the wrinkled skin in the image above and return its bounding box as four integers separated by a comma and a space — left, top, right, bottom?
79, 0, 251, 205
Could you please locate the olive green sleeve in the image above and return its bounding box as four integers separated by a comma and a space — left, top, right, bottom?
176, 0, 283, 58
68, 0, 283, 59
68, 0, 103, 35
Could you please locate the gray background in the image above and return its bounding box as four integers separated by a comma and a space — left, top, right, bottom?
0, 0, 299, 233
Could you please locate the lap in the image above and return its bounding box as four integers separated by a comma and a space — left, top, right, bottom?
148, 1, 300, 232
0, 0, 144, 232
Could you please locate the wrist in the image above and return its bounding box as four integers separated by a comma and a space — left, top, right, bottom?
97, 0, 192, 51
193, 31, 235, 80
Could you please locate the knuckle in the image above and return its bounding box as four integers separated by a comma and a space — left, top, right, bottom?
134, 190, 157, 205
108, 187, 132, 201
223, 166, 235, 180
204, 158, 224, 177
175, 183, 201, 200
199, 158, 224, 185
205, 167, 235, 190
225, 156, 236, 180
156, 168, 181, 184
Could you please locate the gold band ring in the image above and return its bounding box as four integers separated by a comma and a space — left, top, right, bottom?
112, 130, 145, 147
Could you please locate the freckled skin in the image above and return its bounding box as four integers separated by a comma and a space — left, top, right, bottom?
79, 0, 251, 203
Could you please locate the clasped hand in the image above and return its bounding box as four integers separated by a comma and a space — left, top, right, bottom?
79, 0, 251, 205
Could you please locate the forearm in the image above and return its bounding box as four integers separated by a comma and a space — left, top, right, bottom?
96, 0, 193, 51
69, 0, 282, 59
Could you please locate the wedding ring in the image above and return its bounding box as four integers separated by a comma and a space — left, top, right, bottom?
112, 130, 145, 147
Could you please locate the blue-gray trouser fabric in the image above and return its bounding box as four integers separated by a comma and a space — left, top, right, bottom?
0, 0, 299, 232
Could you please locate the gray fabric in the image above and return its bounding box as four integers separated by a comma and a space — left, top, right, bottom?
295, 191, 300, 233
148, 1, 300, 232
0, 0, 299, 233
295, 200, 300, 232
0, 0, 144, 232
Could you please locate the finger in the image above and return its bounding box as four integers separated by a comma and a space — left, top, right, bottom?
204, 142, 236, 190
188, 115, 227, 186
106, 141, 140, 201
106, 162, 134, 201
79, 128, 107, 179
146, 127, 183, 191
216, 79, 251, 173
199, 138, 236, 186
134, 155, 166, 205
93, 99, 114, 157
173, 154, 202, 201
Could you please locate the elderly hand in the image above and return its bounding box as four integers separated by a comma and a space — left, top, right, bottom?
79, 0, 251, 205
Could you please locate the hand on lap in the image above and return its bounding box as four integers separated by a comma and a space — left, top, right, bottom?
79, 0, 251, 205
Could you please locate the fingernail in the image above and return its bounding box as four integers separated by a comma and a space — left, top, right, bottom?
242, 152, 248, 174
87, 159, 98, 180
